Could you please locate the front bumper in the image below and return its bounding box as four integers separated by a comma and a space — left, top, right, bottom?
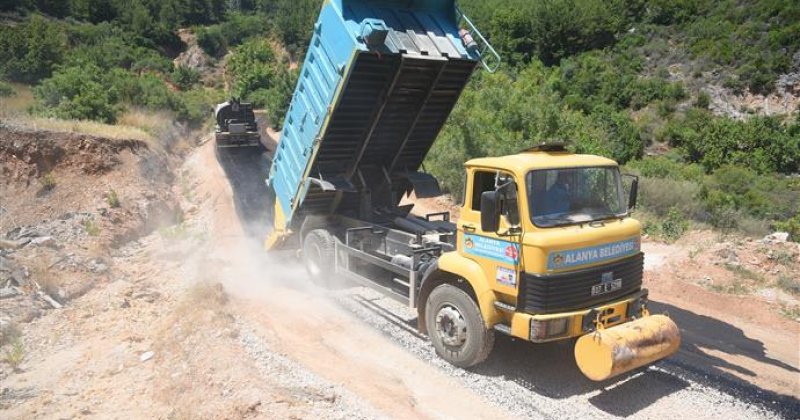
507, 289, 649, 343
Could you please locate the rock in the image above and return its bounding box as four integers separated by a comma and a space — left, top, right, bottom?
0, 316, 19, 343
715, 245, 739, 264
10, 266, 30, 287
140, 351, 155, 362
30, 236, 57, 248
38, 291, 63, 309
12, 226, 42, 240
132, 290, 160, 303
0, 286, 20, 299
87, 259, 108, 273
763, 232, 789, 244
19, 309, 41, 323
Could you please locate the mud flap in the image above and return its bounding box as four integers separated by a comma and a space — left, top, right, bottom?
574, 314, 680, 381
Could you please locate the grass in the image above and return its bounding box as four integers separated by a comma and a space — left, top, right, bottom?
40, 172, 57, 190
5, 115, 156, 144
83, 220, 101, 237
779, 305, 800, 320
724, 263, 765, 284
179, 172, 194, 202
709, 278, 750, 295
106, 189, 121, 208
776, 275, 800, 295
3, 340, 25, 371
0, 83, 34, 116
0, 80, 15, 97
117, 108, 183, 151
28, 256, 59, 297
0, 87, 159, 145
158, 223, 190, 240
772, 249, 797, 267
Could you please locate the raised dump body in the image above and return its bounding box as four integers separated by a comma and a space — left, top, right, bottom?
266, 0, 496, 246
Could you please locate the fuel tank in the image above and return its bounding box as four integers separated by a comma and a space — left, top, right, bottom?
574, 314, 680, 381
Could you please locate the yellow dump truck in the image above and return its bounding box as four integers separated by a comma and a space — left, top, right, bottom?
262, 0, 679, 381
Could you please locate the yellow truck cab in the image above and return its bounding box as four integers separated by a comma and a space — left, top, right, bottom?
419, 144, 679, 379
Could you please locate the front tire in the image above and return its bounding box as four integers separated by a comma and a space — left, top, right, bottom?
425, 283, 494, 368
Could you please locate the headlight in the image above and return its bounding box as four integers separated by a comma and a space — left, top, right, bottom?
530, 317, 571, 342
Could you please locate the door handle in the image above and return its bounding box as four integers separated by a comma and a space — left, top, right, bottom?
461, 224, 476, 232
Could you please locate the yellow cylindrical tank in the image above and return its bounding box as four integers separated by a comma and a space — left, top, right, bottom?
574, 314, 680, 381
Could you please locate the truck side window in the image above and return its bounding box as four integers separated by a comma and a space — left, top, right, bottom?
471, 171, 496, 211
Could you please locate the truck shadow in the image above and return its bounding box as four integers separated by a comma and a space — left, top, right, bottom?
215, 145, 274, 239
469, 299, 800, 417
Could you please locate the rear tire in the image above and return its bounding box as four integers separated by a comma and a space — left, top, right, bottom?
425, 283, 494, 368
303, 229, 335, 285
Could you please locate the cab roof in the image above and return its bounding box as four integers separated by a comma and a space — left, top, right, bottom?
464, 150, 618, 174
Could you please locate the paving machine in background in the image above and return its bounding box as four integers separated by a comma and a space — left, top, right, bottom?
214, 98, 261, 148
258, 0, 680, 382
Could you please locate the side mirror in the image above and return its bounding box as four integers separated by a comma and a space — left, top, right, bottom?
627, 176, 639, 211
480, 191, 500, 232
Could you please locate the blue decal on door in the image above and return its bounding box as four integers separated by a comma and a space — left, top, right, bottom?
547, 237, 640, 270
463, 234, 519, 265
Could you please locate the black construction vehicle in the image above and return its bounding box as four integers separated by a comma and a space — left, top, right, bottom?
214, 98, 260, 148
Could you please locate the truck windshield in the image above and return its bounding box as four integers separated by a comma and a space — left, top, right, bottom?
526, 166, 626, 227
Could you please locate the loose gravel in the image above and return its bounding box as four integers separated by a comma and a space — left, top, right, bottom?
236, 319, 385, 420
334, 287, 790, 420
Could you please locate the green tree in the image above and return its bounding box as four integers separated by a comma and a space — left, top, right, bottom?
228, 38, 277, 98
0, 15, 66, 83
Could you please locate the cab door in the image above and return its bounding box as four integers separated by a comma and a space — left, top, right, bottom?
457, 168, 523, 297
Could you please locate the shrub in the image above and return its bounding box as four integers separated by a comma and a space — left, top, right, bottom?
777, 275, 800, 295
694, 91, 710, 109
627, 156, 705, 182
196, 12, 270, 57
637, 176, 704, 219
228, 39, 277, 98
643, 206, 690, 243
197, 25, 225, 57
170, 65, 201, 91
660, 207, 690, 242
0, 81, 15, 97
774, 213, 800, 243
246, 68, 298, 130
33, 65, 121, 123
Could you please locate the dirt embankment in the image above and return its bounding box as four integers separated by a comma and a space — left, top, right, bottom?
0, 126, 181, 339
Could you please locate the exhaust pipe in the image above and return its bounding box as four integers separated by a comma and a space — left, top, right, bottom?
574, 314, 680, 381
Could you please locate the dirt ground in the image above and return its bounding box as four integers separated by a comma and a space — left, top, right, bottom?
1, 125, 798, 419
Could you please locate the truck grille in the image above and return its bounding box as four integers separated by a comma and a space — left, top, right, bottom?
518, 253, 644, 314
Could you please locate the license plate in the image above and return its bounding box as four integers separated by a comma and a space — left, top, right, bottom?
591, 278, 622, 296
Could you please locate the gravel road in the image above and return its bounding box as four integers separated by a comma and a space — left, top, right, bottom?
332, 287, 797, 420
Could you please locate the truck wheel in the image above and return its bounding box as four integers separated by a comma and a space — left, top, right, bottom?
425, 283, 494, 368
303, 229, 335, 285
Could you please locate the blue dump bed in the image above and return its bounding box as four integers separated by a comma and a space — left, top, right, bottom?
267, 0, 490, 242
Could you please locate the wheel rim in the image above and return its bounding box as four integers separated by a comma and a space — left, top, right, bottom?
306, 242, 322, 277
435, 304, 468, 348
